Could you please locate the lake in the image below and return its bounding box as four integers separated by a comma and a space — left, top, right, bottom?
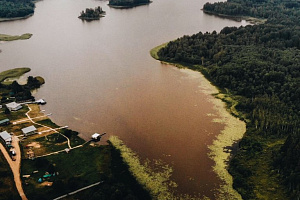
0, 0, 247, 198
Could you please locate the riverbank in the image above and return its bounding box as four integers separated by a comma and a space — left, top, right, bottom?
0, 14, 34, 23
150, 45, 246, 199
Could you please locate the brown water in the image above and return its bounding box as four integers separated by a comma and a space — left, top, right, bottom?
0, 0, 247, 198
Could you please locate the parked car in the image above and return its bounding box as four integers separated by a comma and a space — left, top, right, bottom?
10, 150, 16, 156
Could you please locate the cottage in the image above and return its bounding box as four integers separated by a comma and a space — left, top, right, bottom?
0, 131, 12, 145
0, 118, 10, 126
6, 102, 22, 111
22, 125, 37, 136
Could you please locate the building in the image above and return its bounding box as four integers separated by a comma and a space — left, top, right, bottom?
35, 99, 46, 105
91, 133, 101, 141
6, 102, 22, 111
0, 131, 12, 145
0, 118, 10, 126
22, 125, 37, 136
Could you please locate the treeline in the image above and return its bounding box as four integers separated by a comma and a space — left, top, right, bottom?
109, 0, 150, 7
0, 76, 44, 103
203, 0, 300, 26
79, 6, 105, 20
157, 0, 300, 199
0, 0, 34, 18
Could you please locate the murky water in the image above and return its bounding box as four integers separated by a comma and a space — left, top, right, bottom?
0, 0, 247, 198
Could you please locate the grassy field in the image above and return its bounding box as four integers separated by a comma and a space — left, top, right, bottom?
0, 33, 32, 42
0, 68, 30, 83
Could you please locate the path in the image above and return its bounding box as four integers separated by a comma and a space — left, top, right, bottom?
0, 136, 28, 200
53, 181, 104, 200
25, 106, 72, 149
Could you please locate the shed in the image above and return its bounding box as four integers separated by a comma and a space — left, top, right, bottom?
0, 118, 10, 126
0, 131, 12, 145
22, 125, 37, 136
91, 133, 101, 141
6, 102, 22, 111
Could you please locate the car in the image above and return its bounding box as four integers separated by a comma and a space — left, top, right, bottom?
10, 150, 16, 156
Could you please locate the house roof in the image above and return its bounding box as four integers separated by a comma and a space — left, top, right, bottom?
22, 125, 37, 134
6, 102, 21, 109
92, 133, 100, 138
0, 118, 9, 124
0, 131, 12, 141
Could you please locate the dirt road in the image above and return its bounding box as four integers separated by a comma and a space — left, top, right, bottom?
0, 136, 28, 200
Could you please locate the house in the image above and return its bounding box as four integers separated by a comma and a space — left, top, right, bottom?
6, 102, 22, 111
22, 125, 37, 136
0, 118, 10, 126
0, 131, 12, 145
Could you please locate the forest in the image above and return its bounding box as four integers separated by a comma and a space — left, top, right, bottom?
108, 0, 150, 7
157, 0, 300, 199
0, 0, 34, 18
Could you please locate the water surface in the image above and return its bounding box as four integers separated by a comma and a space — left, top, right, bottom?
0, 0, 247, 198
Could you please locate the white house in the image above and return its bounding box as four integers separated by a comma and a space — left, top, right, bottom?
6, 102, 22, 111
0, 131, 12, 145
22, 125, 37, 136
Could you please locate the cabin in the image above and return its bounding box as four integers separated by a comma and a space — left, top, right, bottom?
0, 118, 10, 126
0, 131, 12, 145
22, 125, 37, 136
6, 102, 22, 111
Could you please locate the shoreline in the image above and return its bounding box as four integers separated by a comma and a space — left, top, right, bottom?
202, 10, 266, 25
108, 1, 152, 9
150, 45, 246, 199
0, 14, 34, 23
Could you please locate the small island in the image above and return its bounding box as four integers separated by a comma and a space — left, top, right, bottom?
108, 0, 151, 8
78, 6, 105, 21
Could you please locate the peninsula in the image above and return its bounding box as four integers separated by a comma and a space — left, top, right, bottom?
0, 33, 32, 41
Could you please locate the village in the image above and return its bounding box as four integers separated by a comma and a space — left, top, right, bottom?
0, 100, 107, 200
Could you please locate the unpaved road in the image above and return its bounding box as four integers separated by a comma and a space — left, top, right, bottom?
0, 136, 28, 200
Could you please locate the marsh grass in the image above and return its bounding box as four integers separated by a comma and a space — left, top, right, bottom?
109, 136, 176, 199
0, 33, 32, 42
150, 44, 247, 199
0, 68, 30, 83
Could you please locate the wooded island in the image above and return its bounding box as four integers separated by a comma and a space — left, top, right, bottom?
78, 6, 105, 20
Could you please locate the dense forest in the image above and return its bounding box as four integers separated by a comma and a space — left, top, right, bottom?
78, 6, 105, 20
157, 0, 300, 199
0, 0, 34, 18
108, 0, 150, 7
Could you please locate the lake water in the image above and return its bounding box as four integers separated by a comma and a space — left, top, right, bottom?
0, 0, 247, 198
